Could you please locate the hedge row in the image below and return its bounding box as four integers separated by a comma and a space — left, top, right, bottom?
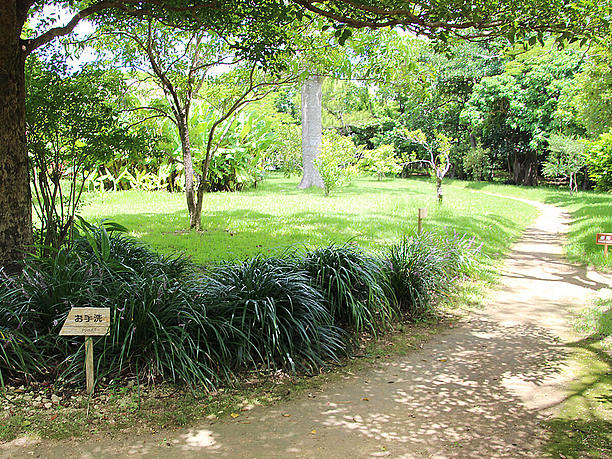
0, 223, 482, 388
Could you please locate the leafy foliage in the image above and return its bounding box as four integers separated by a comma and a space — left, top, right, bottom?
201, 256, 346, 373
461, 44, 584, 185
206, 111, 278, 191
358, 144, 401, 180
542, 134, 587, 193
0, 222, 226, 387
403, 129, 453, 202
585, 131, 612, 191
299, 244, 393, 333
382, 231, 482, 319
314, 131, 359, 196
1, 215, 484, 388
463, 144, 492, 181
268, 123, 302, 178
26, 57, 143, 253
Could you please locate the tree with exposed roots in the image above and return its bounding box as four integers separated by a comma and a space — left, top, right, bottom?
1, 0, 608, 269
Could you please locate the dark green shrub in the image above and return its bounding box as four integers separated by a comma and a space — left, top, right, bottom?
299, 244, 393, 333
383, 233, 449, 319
0, 224, 230, 388
383, 232, 483, 320
202, 256, 345, 374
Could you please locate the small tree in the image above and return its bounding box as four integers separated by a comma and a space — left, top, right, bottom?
314, 132, 358, 196
403, 129, 452, 203
26, 58, 140, 253
273, 123, 302, 178
463, 144, 492, 181
584, 131, 612, 191
358, 144, 401, 180
542, 134, 587, 195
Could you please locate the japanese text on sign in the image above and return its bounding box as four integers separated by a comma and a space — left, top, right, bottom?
59, 307, 110, 336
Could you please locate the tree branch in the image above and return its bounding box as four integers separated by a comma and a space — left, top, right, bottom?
23, 1, 120, 55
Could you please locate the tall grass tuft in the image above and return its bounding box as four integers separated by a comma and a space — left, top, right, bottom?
202, 256, 346, 374
0, 223, 226, 387
299, 244, 393, 333
383, 231, 483, 320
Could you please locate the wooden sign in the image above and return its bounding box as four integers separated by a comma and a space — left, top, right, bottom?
596, 233, 612, 258
596, 233, 612, 245
418, 208, 428, 234
59, 307, 110, 336
59, 307, 110, 395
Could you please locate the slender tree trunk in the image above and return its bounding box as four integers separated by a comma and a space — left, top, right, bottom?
469, 131, 477, 148
298, 75, 324, 189
436, 176, 443, 204
177, 116, 198, 228
0, 1, 32, 271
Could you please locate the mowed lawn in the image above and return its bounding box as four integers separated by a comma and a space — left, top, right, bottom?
79, 175, 538, 265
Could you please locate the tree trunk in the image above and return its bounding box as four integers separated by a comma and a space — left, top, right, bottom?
0, 1, 32, 271
177, 116, 198, 228
298, 75, 324, 189
469, 131, 477, 148
436, 176, 443, 204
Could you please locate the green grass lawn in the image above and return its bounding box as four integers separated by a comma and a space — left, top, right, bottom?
446, 179, 612, 270
79, 175, 538, 265
544, 294, 612, 458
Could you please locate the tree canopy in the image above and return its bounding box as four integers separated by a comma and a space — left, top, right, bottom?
1, 0, 611, 269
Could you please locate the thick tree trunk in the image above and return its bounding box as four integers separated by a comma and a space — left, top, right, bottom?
511, 151, 538, 186
177, 116, 199, 229
298, 75, 324, 189
0, 1, 32, 271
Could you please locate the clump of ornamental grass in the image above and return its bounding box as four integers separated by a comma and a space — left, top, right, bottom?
382, 231, 483, 320
0, 222, 229, 388
383, 233, 449, 319
298, 243, 394, 334
201, 255, 346, 374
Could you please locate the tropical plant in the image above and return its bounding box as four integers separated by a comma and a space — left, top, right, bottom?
299, 244, 393, 333
26, 58, 141, 254
314, 131, 359, 196
0, 221, 230, 388
201, 256, 346, 373
358, 144, 402, 180
382, 233, 448, 319
206, 111, 279, 191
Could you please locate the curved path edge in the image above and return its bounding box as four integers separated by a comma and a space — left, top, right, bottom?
3, 197, 611, 458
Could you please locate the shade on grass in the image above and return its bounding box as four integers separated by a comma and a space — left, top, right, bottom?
78, 175, 538, 265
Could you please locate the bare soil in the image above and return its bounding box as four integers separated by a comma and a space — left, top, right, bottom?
3, 199, 610, 458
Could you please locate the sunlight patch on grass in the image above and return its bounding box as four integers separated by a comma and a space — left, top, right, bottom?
79, 175, 538, 266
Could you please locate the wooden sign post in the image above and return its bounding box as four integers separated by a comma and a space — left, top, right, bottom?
596, 233, 612, 258
418, 208, 428, 234
59, 307, 110, 395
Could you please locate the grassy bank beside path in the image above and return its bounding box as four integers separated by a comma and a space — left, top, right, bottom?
447, 178, 612, 270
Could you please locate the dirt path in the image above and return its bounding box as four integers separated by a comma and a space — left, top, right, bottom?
3, 199, 611, 458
